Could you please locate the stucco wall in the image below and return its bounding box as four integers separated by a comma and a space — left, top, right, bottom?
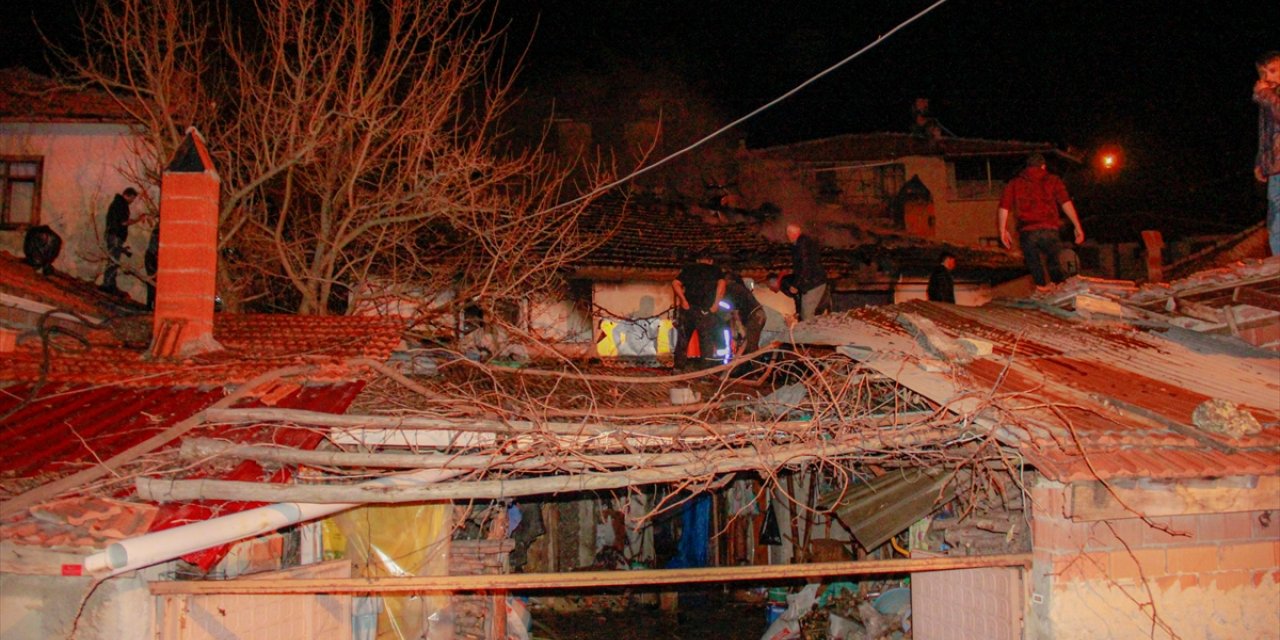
530, 298, 593, 343
937, 198, 1000, 246
592, 280, 674, 322
1028, 478, 1280, 640
0, 568, 155, 640
738, 154, 1001, 247
0, 122, 151, 301
906, 157, 1002, 246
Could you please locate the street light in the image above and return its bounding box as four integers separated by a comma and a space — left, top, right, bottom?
1094, 145, 1123, 174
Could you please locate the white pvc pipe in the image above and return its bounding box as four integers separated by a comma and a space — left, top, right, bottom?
83, 469, 465, 576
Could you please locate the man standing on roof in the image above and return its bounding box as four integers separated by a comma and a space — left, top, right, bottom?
720, 262, 765, 357
672, 251, 726, 370
99, 187, 140, 296
785, 222, 828, 320
927, 252, 957, 303
997, 154, 1085, 293
1254, 51, 1280, 256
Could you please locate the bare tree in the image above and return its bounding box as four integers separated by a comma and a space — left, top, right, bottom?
60, 0, 615, 316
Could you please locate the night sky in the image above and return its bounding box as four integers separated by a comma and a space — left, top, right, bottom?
9, 0, 1279, 240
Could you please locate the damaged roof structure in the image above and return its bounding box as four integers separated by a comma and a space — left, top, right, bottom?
5, 258, 1277, 639
573, 194, 1025, 282
1, 124, 1278, 640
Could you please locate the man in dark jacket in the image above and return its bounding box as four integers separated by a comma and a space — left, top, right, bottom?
997, 154, 1084, 293
100, 187, 139, 295
927, 252, 956, 303
720, 264, 765, 356
672, 252, 726, 370
785, 222, 827, 320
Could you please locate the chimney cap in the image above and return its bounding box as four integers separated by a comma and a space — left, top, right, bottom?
166, 127, 217, 175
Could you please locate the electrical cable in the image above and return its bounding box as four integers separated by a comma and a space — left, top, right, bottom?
540, 0, 952, 214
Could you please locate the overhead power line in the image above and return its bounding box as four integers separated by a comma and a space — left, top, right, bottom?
543, 0, 952, 214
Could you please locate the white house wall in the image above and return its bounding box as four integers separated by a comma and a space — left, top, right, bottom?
529, 297, 592, 343
0, 122, 151, 301
592, 281, 674, 322
902, 156, 1002, 246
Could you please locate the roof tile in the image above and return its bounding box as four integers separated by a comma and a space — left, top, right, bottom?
0, 68, 144, 123
793, 299, 1280, 482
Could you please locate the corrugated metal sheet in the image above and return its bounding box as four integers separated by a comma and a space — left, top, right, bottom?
792, 300, 1280, 482
0, 381, 364, 555
0, 252, 399, 557
0, 382, 362, 482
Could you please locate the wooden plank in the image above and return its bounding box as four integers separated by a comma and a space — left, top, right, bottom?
150, 553, 1031, 595
1067, 475, 1280, 521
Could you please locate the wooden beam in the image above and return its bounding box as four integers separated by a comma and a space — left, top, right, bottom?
149, 553, 1032, 595
1233, 287, 1280, 313
204, 407, 878, 439
1067, 475, 1280, 521
138, 431, 952, 504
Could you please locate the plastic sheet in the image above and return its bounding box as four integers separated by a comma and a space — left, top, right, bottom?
760, 583, 820, 640
666, 494, 710, 569
333, 504, 452, 640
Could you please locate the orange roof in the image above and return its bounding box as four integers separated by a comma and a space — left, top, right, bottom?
2, 252, 403, 386
0, 67, 145, 123
0, 251, 135, 320
3, 313, 402, 386
792, 299, 1280, 482
0, 251, 403, 557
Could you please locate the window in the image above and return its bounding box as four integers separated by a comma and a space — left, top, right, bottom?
813, 162, 905, 212
1, 156, 43, 229
947, 156, 1022, 201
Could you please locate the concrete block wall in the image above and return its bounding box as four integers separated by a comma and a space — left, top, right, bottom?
1028, 479, 1280, 639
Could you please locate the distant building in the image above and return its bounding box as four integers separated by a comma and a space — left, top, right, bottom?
0, 68, 153, 302
736, 132, 1072, 247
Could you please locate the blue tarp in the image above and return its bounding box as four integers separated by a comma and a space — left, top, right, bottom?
666, 494, 711, 569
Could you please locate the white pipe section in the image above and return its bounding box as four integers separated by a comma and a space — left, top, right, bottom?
83, 468, 465, 576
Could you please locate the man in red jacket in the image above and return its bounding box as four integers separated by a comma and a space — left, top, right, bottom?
997, 154, 1085, 292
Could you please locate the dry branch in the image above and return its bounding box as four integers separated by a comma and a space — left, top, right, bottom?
202, 406, 927, 438
183, 437, 753, 471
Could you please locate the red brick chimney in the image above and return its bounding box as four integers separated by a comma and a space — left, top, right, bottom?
150, 128, 223, 358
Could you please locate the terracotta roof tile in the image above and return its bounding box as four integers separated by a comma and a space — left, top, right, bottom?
0, 252, 143, 320
0, 381, 365, 551
573, 196, 1021, 279
1, 253, 397, 554
0, 68, 144, 123
792, 299, 1280, 482
2, 312, 403, 386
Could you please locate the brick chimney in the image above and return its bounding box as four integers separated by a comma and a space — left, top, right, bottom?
150, 127, 223, 358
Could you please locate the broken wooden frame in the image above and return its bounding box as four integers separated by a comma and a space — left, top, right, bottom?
149, 553, 1033, 595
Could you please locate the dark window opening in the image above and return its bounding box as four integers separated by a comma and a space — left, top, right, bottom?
0, 156, 43, 229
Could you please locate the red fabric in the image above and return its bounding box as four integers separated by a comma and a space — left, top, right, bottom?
998, 167, 1071, 231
